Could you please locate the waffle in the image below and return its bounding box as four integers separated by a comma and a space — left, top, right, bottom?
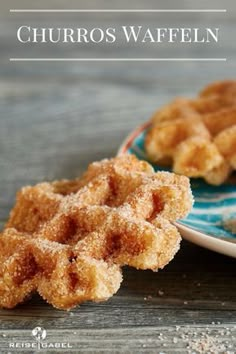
145, 80, 236, 185
0, 155, 193, 310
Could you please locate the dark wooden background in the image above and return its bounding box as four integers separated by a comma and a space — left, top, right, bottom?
0, 0, 236, 352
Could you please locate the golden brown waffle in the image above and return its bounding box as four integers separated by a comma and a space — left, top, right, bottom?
0, 155, 193, 310
145, 80, 236, 185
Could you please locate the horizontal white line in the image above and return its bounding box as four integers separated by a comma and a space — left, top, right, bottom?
10, 9, 227, 13
9, 58, 227, 62
196, 192, 236, 202
184, 219, 219, 226
192, 205, 236, 215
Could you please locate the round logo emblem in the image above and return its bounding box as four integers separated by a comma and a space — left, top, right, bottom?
32, 327, 47, 341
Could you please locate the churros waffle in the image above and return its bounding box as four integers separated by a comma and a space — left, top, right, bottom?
145, 80, 236, 185
0, 155, 193, 310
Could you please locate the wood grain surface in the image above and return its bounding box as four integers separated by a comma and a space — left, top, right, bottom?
0, 0, 236, 353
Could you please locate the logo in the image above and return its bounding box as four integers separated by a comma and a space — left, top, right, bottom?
32, 327, 47, 342
31, 327, 47, 349
8, 326, 72, 350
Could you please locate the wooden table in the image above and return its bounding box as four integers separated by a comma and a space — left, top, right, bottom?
0, 1, 236, 352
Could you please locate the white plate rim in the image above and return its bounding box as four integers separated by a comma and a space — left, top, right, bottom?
117, 123, 236, 258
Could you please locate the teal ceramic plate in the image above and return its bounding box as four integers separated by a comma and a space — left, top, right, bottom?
118, 123, 236, 258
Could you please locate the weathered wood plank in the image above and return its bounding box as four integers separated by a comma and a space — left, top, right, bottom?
1, 326, 236, 353
0, 0, 236, 352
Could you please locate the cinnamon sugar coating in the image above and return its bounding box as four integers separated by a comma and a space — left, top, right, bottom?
145, 80, 236, 185
0, 155, 192, 309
